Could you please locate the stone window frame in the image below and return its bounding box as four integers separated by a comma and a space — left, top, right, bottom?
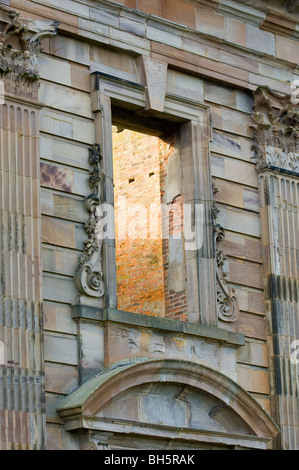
88, 69, 218, 328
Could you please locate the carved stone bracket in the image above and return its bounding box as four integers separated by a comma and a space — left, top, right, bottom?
81, 439, 110, 451
213, 183, 240, 323
75, 144, 105, 298
0, 4, 58, 100
251, 86, 299, 173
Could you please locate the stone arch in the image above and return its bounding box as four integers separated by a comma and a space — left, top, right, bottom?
57, 359, 279, 450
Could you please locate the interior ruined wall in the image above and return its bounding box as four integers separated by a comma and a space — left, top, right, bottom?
1, 0, 298, 450
113, 128, 166, 317
112, 127, 187, 321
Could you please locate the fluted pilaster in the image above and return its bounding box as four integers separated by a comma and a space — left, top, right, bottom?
0, 5, 57, 449
252, 86, 299, 450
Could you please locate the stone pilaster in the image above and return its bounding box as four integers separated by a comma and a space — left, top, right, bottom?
252, 86, 299, 450
0, 5, 58, 449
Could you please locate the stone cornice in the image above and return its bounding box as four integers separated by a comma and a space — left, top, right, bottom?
260, 8, 299, 37
72, 305, 245, 346
8, 0, 298, 97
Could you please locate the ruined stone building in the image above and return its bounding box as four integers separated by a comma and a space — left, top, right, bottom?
0, 0, 298, 451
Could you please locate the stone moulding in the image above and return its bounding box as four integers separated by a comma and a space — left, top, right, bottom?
57, 358, 279, 449
213, 183, 240, 323
0, 4, 58, 101
75, 144, 105, 298
251, 86, 299, 174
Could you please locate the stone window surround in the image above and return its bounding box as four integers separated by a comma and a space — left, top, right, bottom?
73, 67, 244, 347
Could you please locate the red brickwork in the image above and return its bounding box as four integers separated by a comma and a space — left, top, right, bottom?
113, 128, 187, 320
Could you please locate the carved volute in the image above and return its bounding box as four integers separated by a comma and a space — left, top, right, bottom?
75, 144, 105, 298
212, 183, 240, 323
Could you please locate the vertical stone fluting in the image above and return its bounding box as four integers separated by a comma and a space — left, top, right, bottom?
252, 86, 299, 450
0, 5, 58, 449
0, 101, 44, 450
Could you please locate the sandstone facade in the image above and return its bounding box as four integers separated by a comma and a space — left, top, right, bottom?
0, 0, 298, 450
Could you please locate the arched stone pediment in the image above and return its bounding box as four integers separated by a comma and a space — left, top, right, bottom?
57, 359, 279, 450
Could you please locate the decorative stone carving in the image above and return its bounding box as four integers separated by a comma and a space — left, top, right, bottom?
251, 86, 299, 173
81, 439, 110, 450
75, 144, 105, 298
0, 4, 58, 100
213, 184, 240, 323
285, 0, 299, 14
252, 85, 299, 450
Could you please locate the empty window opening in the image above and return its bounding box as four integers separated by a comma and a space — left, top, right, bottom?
112, 123, 187, 321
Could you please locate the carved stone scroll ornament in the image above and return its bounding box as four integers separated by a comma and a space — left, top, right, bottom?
0, 5, 59, 100
75, 144, 105, 298
80, 439, 110, 451
251, 86, 299, 173
213, 184, 240, 323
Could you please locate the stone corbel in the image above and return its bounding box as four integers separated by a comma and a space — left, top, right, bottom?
251, 86, 299, 173
213, 183, 240, 323
0, 4, 59, 100
81, 439, 110, 450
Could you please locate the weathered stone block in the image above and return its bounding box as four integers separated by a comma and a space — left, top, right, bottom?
78, 322, 105, 382
211, 155, 258, 188
237, 340, 268, 367
167, 237, 186, 294
38, 54, 71, 87
161, 0, 196, 29
138, 0, 161, 16
46, 423, 62, 451
49, 36, 90, 65
45, 364, 78, 394
228, 259, 264, 289
52, 140, 90, 170
40, 111, 73, 139
204, 81, 237, 108
237, 365, 270, 394
225, 18, 246, 45
44, 333, 78, 365
147, 20, 183, 49
42, 216, 76, 249
167, 68, 204, 102
43, 302, 76, 335
40, 163, 74, 193
71, 63, 91, 92
276, 35, 299, 64
39, 82, 92, 119
43, 273, 77, 304
217, 205, 261, 237
246, 24, 276, 56
195, 7, 225, 38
